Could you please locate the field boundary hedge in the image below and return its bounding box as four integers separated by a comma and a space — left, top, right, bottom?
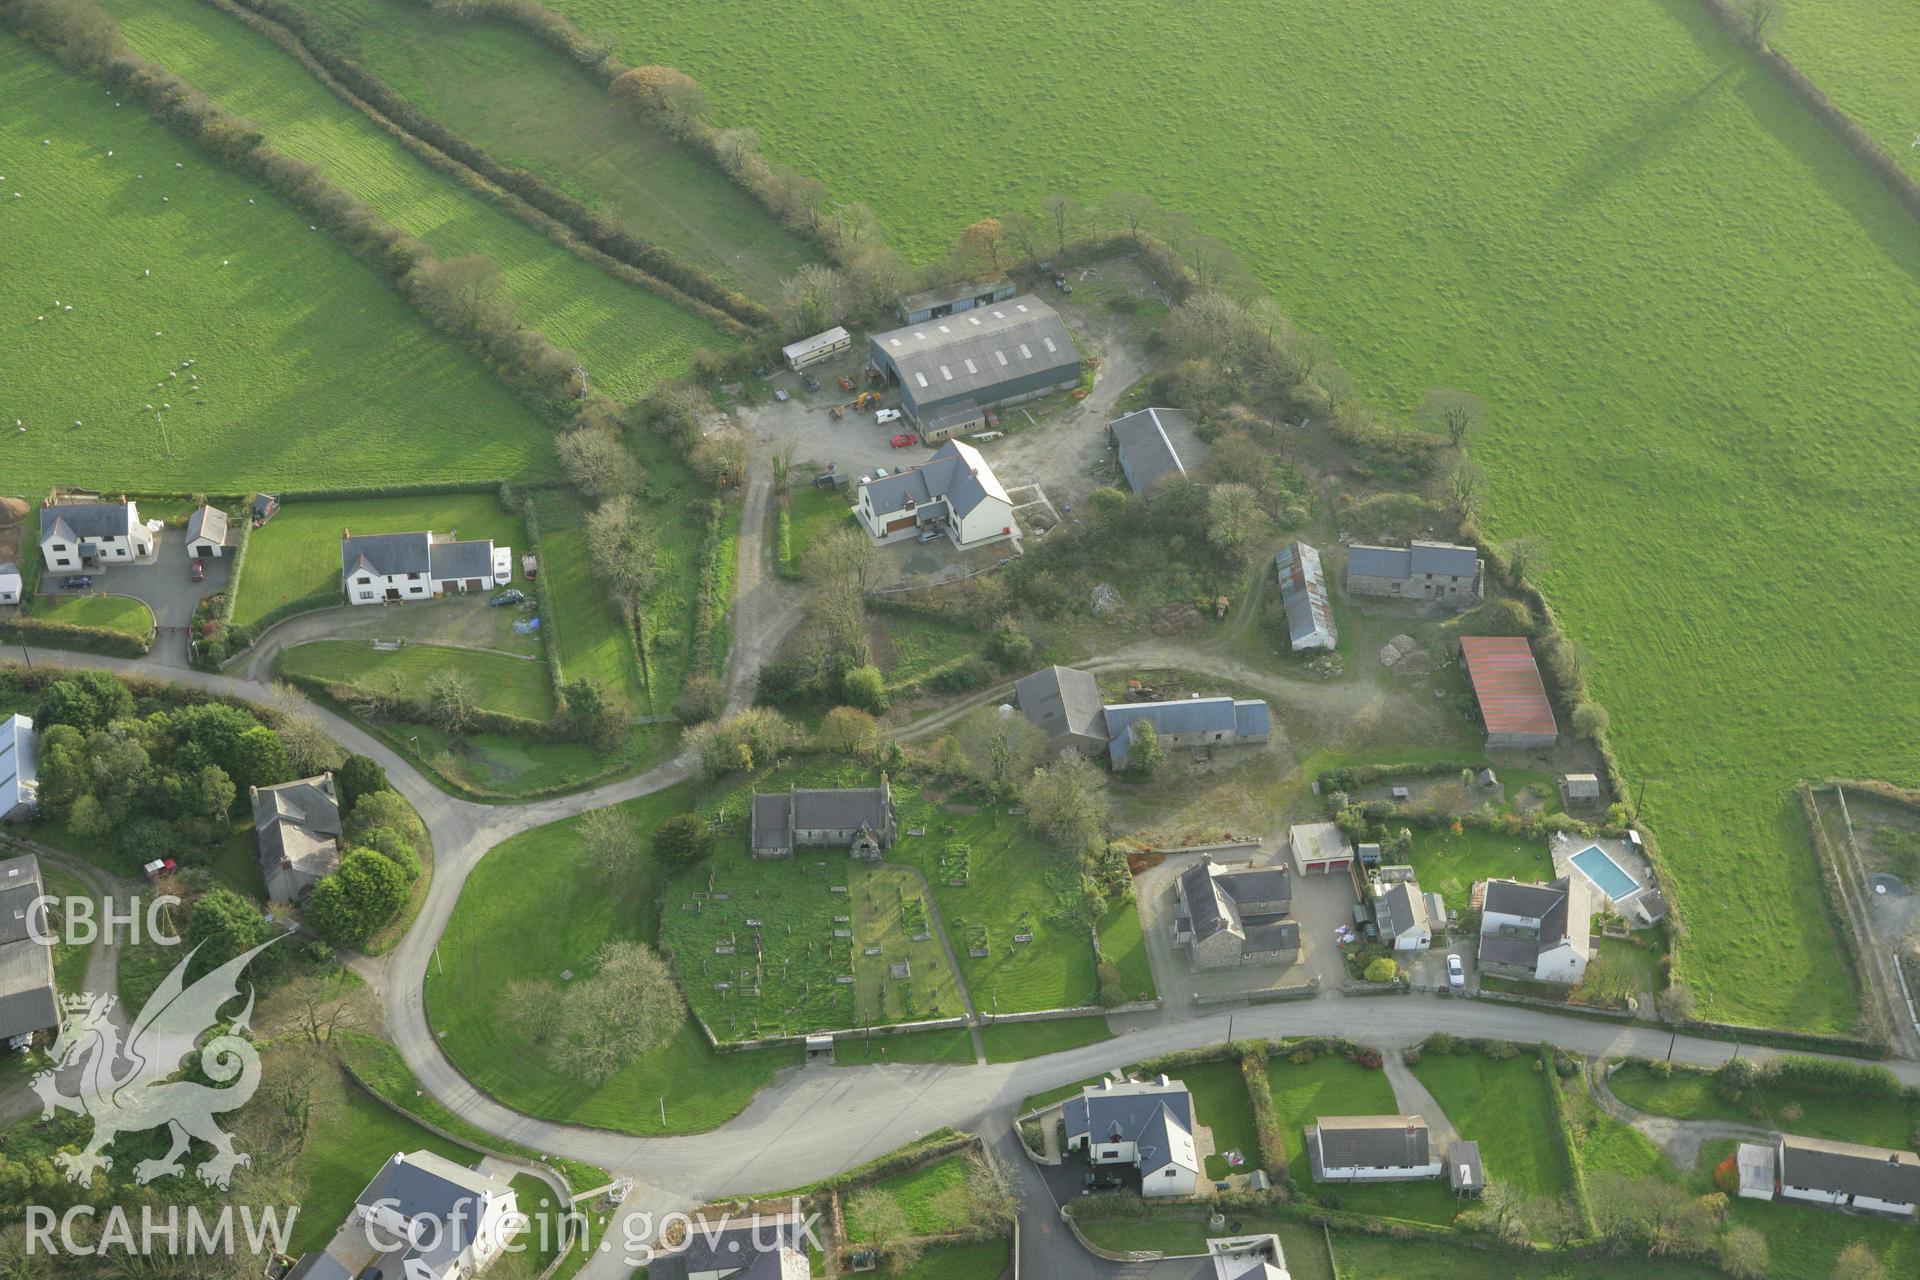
204, 0, 768, 334
0, 611, 151, 658
1693, 0, 1920, 225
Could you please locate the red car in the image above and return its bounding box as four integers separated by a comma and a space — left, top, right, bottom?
837, 375, 855, 392
189, 559, 206, 582
889, 433, 918, 448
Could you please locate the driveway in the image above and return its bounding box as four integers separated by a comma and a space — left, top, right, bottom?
44, 529, 230, 667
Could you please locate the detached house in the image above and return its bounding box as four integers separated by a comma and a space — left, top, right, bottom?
0, 563, 20, 606
854, 439, 1016, 549
649, 1216, 811, 1280
1477, 877, 1591, 984
286, 1150, 519, 1280
1175, 857, 1297, 970
252, 773, 342, 902
1063, 1076, 1201, 1198
1306, 1116, 1444, 1183
341, 529, 497, 604
750, 779, 896, 859
1775, 1135, 1920, 1218
39, 493, 154, 572
1371, 872, 1445, 952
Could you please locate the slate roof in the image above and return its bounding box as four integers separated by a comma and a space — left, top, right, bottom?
341, 530, 431, 579
791, 788, 890, 832
872, 295, 1079, 404
1241, 921, 1300, 954
1375, 881, 1428, 941
1015, 665, 1108, 747
185, 505, 228, 547
39, 499, 136, 544
652, 1218, 804, 1280
750, 794, 794, 856
1274, 541, 1337, 650
1064, 1079, 1199, 1177
1314, 1116, 1432, 1169
1459, 637, 1557, 738
1345, 544, 1412, 579
1478, 877, 1588, 969
1346, 541, 1479, 581
252, 774, 341, 892
1482, 879, 1564, 919
354, 1150, 514, 1276
1103, 698, 1241, 765
860, 439, 1009, 520
0, 855, 58, 1042
1234, 700, 1271, 739
1218, 867, 1291, 909
1178, 862, 1233, 942
429, 538, 494, 582
1779, 1135, 1920, 1205
1476, 933, 1541, 968
1109, 408, 1190, 494
0, 714, 35, 818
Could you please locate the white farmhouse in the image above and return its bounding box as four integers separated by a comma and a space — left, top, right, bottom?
341, 529, 496, 605
1477, 877, 1591, 984
853, 439, 1016, 550
38, 494, 153, 572
285, 1150, 519, 1280
1063, 1076, 1201, 1198
1776, 1135, 1920, 1218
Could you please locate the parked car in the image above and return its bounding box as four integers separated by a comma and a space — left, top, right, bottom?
917, 526, 943, 543
142, 858, 178, 882
490, 588, 527, 607
1085, 1169, 1125, 1189
773, 388, 790, 403
801, 373, 821, 392
889, 433, 917, 448
875, 408, 902, 425
60, 575, 93, 590
189, 559, 205, 582
838, 374, 855, 392
1446, 954, 1466, 989
873, 467, 890, 479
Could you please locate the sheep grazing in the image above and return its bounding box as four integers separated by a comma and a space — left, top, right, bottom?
106, 151, 113, 157
34, 317, 43, 323
161, 196, 170, 204
153, 330, 163, 337
63, 306, 71, 313
73, 421, 81, 428
222, 260, 230, 267
161, 403, 170, 411
175, 162, 183, 169
247, 198, 255, 205
145, 404, 153, 412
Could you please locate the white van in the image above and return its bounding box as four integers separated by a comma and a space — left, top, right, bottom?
875, 408, 902, 425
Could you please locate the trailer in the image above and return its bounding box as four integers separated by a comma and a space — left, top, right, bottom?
781, 326, 851, 371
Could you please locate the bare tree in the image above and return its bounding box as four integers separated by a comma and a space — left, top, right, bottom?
954, 706, 1045, 799
548, 941, 685, 1083
1741, 0, 1782, 45
498, 978, 563, 1044
269, 683, 343, 775
558, 424, 644, 498
1206, 482, 1266, 560
408, 254, 501, 332
1103, 190, 1158, 246
1655, 981, 1697, 1024
1044, 194, 1079, 256
1831, 1241, 1890, 1280
1021, 753, 1111, 858
577, 804, 638, 886
965, 1153, 1019, 1232
586, 493, 658, 615
1001, 209, 1044, 266
281, 970, 377, 1045
609, 66, 711, 135
425, 669, 477, 735
1448, 456, 1485, 516
691, 428, 749, 489
1504, 536, 1548, 583
846, 1189, 923, 1276
1719, 1225, 1769, 1279
1185, 234, 1245, 293
779, 263, 851, 335
1418, 387, 1488, 450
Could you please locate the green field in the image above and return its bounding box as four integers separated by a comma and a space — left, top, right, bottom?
1179, 1057, 1260, 1180
1608, 1060, 1919, 1150
1330, 1233, 1719, 1280
24, 592, 154, 638
424, 788, 804, 1136
843, 1153, 973, 1240
1402, 827, 1553, 912
279, 0, 818, 300
40, 866, 94, 997
280, 639, 555, 720
526, 493, 644, 708
545, 0, 1920, 1033
234, 491, 525, 625
388, 719, 670, 799
1773, 0, 1920, 182
96, 0, 730, 402
898, 1240, 1013, 1280
978, 1016, 1110, 1063
1409, 1049, 1574, 1205
0, 32, 550, 498
1095, 895, 1155, 1004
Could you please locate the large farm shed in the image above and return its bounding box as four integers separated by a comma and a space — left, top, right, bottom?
1108, 407, 1190, 495
1459, 636, 1558, 749
896, 277, 1014, 324
867, 295, 1081, 427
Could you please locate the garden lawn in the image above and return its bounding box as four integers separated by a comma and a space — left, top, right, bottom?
234, 492, 526, 626
898, 1240, 1013, 1280
1075, 1214, 1332, 1280
1179, 1058, 1259, 1180
1403, 827, 1551, 912
979, 1015, 1111, 1063
1267, 1050, 1457, 1225
843, 1153, 973, 1239
279, 0, 818, 300
23, 593, 153, 638
1608, 1061, 1919, 1150
1096, 894, 1155, 1003
0, 33, 549, 499
1408, 1049, 1574, 1203
1772, 0, 1920, 183
546, 0, 1920, 1034
280, 640, 555, 720
97, 0, 731, 402
424, 788, 803, 1136
785, 484, 852, 571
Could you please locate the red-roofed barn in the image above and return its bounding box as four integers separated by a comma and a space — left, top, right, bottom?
1459, 637, 1558, 750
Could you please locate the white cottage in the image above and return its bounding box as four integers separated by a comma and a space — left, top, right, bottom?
1777, 1135, 1920, 1218
39, 495, 153, 571
854, 439, 1016, 549
1307, 1116, 1444, 1182
341, 529, 496, 605
1477, 877, 1591, 984
0, 563, 20, 606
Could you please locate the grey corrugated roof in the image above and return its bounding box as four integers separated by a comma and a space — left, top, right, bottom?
341, 530, 430, 578
922, 399, 985, 432
40, 500, 135, 543
861, 440, 1009, 520
1274, 542, 1337, 649
1234, 701, 1271, 739
1482, 879, 1563, 919
1409, 541, 1480, 578
0, 854, 58, 1042
429, 538, 494, 581
186, 505, 228, 546
1109, 408, 1189, 494
0, 716, 34, 817
1015, 665, 1107, 745
1780, 1135, 1920, 1204
872, 295, 1078, 403
898, 278, 1012, 316
1346, 544, 1412, 579
1315, 1116, 1431, 1168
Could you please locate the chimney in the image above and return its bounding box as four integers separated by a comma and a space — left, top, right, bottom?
1156, 1074, 1169, 1088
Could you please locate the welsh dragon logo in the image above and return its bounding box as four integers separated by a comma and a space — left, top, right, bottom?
30, 939, 279, 1189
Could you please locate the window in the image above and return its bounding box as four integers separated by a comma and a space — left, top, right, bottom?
359, 592, 374, 601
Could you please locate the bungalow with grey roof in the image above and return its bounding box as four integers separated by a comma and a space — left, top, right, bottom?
1306, 1116, 1444, 1182
750, 778, 896, 860
341, 528, 496, 605
38, 491, 154, 572
649, 1215, 810, 1280
1344, 540, 1482, 602
853, 439, 1016, 549
1776, 1134, 1920, 1218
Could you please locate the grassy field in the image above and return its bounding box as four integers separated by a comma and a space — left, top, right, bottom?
96, 0, 730, 403
383, 719, 673, 799
1267, 1050, 1459, 1225
1409, 1049, 1574, 1205
978, 1016, 1111, 1063
1331, 1233, 1719, 1280
546, 0, 1920, 1033
843, 1152, 973, 1240
1608, 1060, 1918, 1149
1402, 827, 1553, 912
40, 866, 94, 997
785, 484, 852, 570
1772, 0, 1920, 182
0, 33, 552, 499
280, 639, 555, 719
525, 492, 644, 708
897, 1240, 1013, 1280
1095, 895, 1154, 1003
23, 592, 154, 637
234, 492, 526, 625
423, 788, 803, 1136
278, 0, 818, 300
834, 1026, 976, 1067
1075, 1214, 1333, 1280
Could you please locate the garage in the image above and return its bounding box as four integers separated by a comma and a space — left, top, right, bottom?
1289, 821, 1354, 875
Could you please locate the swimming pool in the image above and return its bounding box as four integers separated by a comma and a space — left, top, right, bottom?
1570, 844, 1640, 901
